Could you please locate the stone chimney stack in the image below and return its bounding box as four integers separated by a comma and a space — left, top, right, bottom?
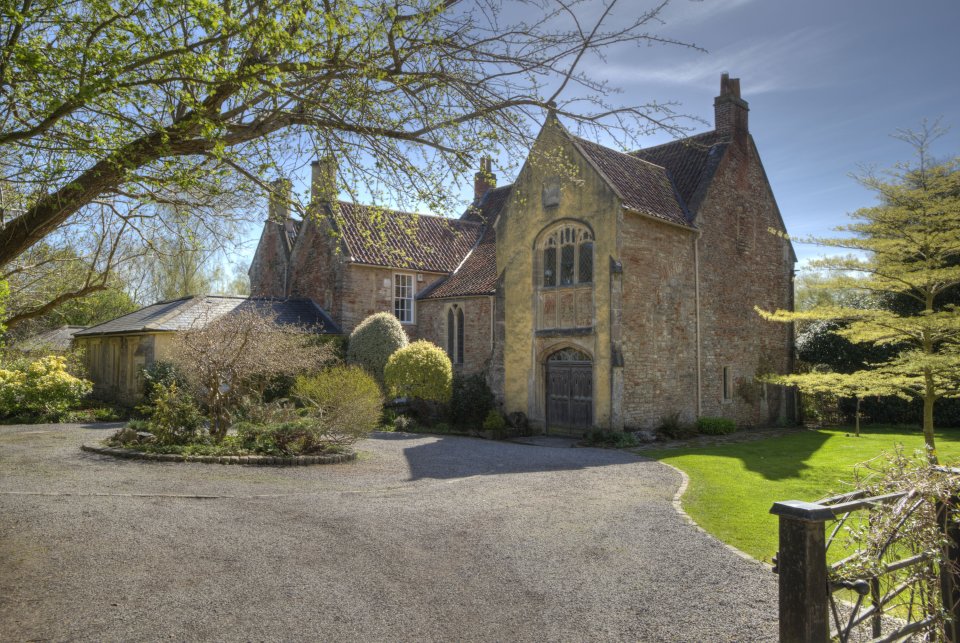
310, 156, 338, 205
714, 73, 749, 137
268, 177, 292, 223
474, 157, 496, 205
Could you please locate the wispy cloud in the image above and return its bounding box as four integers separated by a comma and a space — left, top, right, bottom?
663, 0, 762, 27
591, 26, 841, 95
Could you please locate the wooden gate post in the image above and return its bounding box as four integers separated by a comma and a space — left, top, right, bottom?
938, 496, 960, 643
770, 500, 833, 643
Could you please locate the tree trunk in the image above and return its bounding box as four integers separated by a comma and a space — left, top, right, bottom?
855, 397, 861, 437
923, 393, 938, 465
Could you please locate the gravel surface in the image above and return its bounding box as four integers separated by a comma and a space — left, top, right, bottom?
0, 423, 779, 641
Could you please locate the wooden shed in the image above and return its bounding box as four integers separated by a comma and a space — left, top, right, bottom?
72, 295, 339, 405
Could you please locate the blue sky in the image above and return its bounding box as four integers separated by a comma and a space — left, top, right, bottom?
238, 0, 960, 270
579, 0, 960, 265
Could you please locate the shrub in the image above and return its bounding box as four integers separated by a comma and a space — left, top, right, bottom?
384, 340, 452, 402
346, 312, 408, 383
431, 422, 452, 434
0, 355, 92, 419
450, 373, 495, 427
144, 381, 205, 445
656, 411, 696, 440
292, 366, 382, 444
235, 419, 344, 456
166, 307, 333, 441
696, 416, 737, 435
482, 409, 508, 438
392, 414, 419, 432
141, 360, 186, 402
583, 429, 639, 449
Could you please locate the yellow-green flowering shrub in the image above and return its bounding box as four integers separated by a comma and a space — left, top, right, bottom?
0, 355, 93, 418
384, 340, 452, 403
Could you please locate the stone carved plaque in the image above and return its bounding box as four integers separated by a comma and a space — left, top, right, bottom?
542, 176, 561, 208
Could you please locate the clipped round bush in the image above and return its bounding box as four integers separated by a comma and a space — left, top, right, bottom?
346, 312, 408, 383
292, 366, 383, 443
384, 340, 452, 402
696, 416, 737, 435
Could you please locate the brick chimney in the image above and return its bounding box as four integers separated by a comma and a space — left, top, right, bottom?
474, 157, 496, 205
310, 155, 337, 205
714, 73, 749, 137
267, 177, 292, 223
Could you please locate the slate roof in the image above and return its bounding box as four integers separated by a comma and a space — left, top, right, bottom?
334, 201, 483, 273
74, 295, 341, 336
15, 325, 86, 352
570, 135, 692, 226
630, 130, 728, 215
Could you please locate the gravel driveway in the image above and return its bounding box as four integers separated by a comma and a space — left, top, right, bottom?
0, 423, 778, 641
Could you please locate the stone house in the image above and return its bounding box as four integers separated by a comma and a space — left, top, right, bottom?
249, 74, 797, 433
73, 295, 339, 405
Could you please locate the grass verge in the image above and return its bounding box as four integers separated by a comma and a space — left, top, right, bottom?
642, 425, 960, 563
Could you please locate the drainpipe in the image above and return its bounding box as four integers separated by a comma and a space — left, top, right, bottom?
694, 230, 702, 417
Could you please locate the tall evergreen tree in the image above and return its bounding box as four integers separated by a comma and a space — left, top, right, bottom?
761, 124, 960, 462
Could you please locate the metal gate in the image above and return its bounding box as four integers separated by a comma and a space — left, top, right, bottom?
546, 348, 593, 429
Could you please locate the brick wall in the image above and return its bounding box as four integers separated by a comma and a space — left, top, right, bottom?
417, 296, 494, 376
248, 222, 289, 297
695, 135, 795, 426
619, 215, 699, 428
287, 217, 345, 324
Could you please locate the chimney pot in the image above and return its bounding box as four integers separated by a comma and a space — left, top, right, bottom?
714, 73, 749, 137
473, 156, 496, 205
311, 156, 337, 204
268, 177, 292, 223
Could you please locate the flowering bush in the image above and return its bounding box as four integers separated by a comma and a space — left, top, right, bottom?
384, 340, 452, 402
0, 355, 93, 419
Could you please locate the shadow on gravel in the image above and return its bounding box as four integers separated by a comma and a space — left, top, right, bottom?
402, 434, 641, 480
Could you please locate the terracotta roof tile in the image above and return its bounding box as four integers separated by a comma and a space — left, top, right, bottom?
419, 225, 498, 299
630, 130, 728, 215
570, 136, 691, 226
334, 201, 483, 273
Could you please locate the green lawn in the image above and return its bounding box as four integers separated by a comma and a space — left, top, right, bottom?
643, 426, 960, 564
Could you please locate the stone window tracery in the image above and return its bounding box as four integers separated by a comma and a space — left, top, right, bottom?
539, 225, 593, 287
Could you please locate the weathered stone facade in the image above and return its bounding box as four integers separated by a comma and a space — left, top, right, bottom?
248, 74, 797, 434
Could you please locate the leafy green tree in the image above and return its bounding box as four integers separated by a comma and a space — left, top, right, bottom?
761, 124, 960, 461
0, 0, 697, 276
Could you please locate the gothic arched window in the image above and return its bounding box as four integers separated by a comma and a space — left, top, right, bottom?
446, 304, 465, 364
539, 224, 593, 287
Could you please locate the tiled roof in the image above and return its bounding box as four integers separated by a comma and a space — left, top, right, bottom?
460, 184, 513, 223
15, 325, 86, 352
420, 185, 513, 299
334, 201, 483, 273
570, 135, 691, 227
630, 130, 728, 215
419, 225, 498, 299
74, 295, 341, 336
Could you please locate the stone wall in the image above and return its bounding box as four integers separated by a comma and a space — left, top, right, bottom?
695, 133, 795, 426
287, 217, 345, 324
417, 296, 494, 377
496, 118, 621, 430
619, 215, 699, 428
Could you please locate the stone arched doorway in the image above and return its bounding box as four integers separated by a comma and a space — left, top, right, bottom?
545, 347, 593, 430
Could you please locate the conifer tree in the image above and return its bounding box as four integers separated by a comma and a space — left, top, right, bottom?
760, 124, 960, 462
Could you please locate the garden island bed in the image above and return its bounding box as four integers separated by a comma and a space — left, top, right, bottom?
81, 443, 355, 465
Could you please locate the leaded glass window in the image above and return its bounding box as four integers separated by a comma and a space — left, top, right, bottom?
537, 224, 594, 288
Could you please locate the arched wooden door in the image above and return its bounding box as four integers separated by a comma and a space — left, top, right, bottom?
545, 348, 593, 429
